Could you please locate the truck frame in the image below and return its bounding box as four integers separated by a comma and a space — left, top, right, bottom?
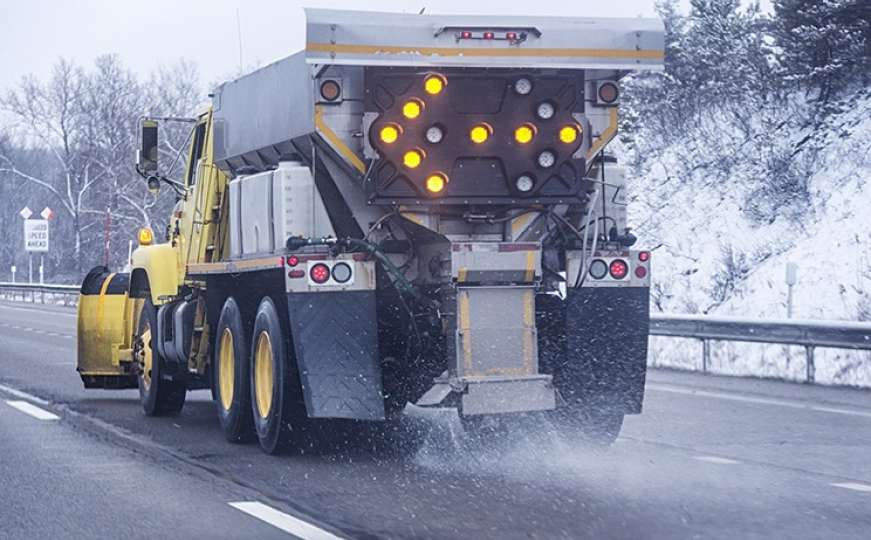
76, 9, 664, 453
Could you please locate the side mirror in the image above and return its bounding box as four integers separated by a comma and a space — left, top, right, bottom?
137, 118, 159, 175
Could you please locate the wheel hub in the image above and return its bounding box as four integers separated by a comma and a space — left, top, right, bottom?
138, 323, 153, 391
254, 332, 274, 419
218, 328, 235, 411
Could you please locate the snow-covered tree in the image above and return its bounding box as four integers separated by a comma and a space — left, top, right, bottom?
771, 0, 871, 101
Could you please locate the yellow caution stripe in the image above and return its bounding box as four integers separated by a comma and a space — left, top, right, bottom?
307, 42, 664, 61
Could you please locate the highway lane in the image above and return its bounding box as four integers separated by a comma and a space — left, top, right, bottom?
0, 397, 310, 539
1, 300, 871, 539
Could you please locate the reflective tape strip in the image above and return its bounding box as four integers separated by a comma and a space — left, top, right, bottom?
522, 289, 535, 374
307, 42, 665, 60
95, 272, 116, 339
314, 105, 366, 173
587, 107, 618, 160
458, 290, 473, 373
510, 212, 538, 236
524, 250, 535, 282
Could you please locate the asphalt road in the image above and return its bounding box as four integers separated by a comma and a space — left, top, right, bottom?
1, 300, 870, 539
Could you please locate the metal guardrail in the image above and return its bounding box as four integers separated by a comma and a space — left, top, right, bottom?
1, 283, 869, 384
650, 314, 871, 383
0, 282, 80, 306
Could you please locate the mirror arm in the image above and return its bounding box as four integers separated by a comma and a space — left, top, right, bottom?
136, 164, 187, 197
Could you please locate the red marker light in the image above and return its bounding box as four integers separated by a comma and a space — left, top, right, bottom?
634, 266, 647, 279
286, 255, 300, 267
288, 269, 305, 279
483, 31, 495, 40
609, 259, 628, 280
310, 263, 330, 284
506, 32, 518, 40
638, 251, 650, 262
460, 31, 472, 39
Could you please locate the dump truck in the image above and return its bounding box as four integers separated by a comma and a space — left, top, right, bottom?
76, 9, 664, 453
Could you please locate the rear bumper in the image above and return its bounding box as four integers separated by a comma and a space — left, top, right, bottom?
416, 374, 556, 416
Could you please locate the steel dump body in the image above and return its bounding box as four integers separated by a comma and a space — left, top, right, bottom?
213, 52, 313, 173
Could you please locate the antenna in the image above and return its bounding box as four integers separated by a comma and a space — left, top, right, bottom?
236, 8, 243, 71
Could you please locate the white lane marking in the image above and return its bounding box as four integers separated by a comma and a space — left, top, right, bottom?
229, 501, 345, 540
812, 405, 870, 417
831, 482, 871, 493
6, 400, 60, 420
0, 383, 51, 405
0, 322, 74, 339
693, 455, 740, 465
647, 383, 871, 419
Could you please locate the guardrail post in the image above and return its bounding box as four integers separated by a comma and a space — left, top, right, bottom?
702, 339, 710, 373
805, 345, 815, 384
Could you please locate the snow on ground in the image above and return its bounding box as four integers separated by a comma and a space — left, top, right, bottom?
625, 92, 871, 387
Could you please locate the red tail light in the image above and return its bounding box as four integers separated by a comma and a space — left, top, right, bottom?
286, 255, 300, 267
638, 251, 650, 262
609, 259, 628, 280
310, 263, 330, 284
634, 266, 647, 279
288, 269, 305, 279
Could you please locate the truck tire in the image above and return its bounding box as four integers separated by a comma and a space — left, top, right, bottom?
136, 297, 186, 416
250, 297, 308, 454
213, 297, 254, 443
549, 405, 624, 446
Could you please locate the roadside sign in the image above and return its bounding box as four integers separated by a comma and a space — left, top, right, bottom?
40, 207, 55, 220
19, 206, 33, 220
785, 262, 798, 286
24, 219, 49, 252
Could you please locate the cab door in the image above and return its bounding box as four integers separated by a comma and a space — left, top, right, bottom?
175, 112, 226, 267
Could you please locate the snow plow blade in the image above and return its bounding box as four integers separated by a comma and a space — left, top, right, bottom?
76, 266, 139, 389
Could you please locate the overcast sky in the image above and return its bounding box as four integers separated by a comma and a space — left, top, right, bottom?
0, 0, 668, 93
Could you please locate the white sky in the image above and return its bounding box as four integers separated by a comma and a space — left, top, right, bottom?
0, 0, 664, 93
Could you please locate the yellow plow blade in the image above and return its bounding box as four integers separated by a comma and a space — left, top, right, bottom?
76, 266, 140, 389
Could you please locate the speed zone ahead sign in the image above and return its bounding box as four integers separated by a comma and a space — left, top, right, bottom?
24, 219, 49, 252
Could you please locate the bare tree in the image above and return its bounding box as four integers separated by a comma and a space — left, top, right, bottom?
0, 59, 106, 271
0, 56, 204, 274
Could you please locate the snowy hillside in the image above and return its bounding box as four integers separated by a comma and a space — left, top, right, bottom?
621, 90, 871, 387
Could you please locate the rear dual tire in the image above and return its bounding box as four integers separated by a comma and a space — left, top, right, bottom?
213, 297, 254, 443
250, 297, 309, 455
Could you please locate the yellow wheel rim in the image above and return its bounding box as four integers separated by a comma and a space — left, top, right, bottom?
140, 322, 153, 391
218, 328, 235, 411
254, 331, 274, 419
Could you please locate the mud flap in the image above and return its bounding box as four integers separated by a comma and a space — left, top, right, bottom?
76, 266, 139, 389
541, 287, 650, 414
286, 291, 385, 420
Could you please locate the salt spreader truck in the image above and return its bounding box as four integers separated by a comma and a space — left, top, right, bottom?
76, 9, 664, 452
